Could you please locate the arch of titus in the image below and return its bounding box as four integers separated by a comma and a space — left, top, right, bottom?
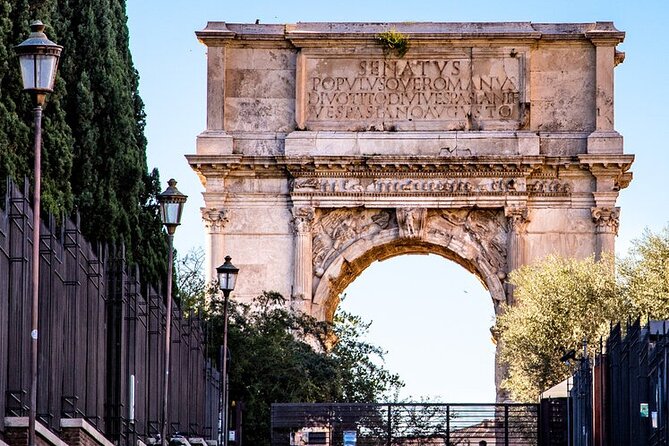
188, 22, 632, 396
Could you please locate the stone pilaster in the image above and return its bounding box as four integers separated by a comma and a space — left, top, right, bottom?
201, 207, 229, 281
591, 206, 619, 259
586, 23, 625, 153
291, 206, 315, 303
504, 207, 530, 304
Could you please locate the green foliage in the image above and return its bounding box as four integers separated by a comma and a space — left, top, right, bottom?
376, 29, 409, 57
201, 290, 403, 446
331, 308, 403, 402
495, 255, 630, 402
0, 0, 167, 283
619, 226, 669, 317
496, 226, 669, 402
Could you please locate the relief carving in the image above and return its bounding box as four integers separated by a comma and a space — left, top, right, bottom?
312, 208, 392, 277
293, 176, 521, 195
201, 208, 229, 233
429, 209, 509, 284
527, 179, 572, 194
397, 208, 427, 239
591, 207, 620, 235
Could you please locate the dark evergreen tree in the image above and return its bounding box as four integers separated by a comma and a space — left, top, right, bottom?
0, 0, 167, 283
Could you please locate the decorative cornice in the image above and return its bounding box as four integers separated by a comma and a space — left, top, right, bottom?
198, 22, 623, 46
188, 154, 589, 177
578, 154, 635, 172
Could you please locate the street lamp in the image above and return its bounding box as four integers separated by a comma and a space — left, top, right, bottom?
157, 179, 187, 446
216, 256, 239, 446
16, 20, 62, 446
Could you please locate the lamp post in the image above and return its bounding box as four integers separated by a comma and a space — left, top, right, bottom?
15, 20, 62, 446
216, 256, 239, 446
157, 179, 188, 446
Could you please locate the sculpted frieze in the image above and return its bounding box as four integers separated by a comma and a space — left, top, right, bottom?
292, 176, 522, 195
527, 179, 572, 194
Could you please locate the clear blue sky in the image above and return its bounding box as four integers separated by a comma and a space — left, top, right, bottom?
126, 0, 669, 402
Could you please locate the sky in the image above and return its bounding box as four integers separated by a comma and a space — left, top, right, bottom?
125, 0, 669, 402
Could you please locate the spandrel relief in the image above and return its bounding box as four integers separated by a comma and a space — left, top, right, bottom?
312, 208, 392, 277
428, 209, 508, 279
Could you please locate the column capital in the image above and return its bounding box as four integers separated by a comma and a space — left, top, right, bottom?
591, 206, 620, 235
504, 206, 530, 233
291, 206, 315, 234
201, 207, 229, 234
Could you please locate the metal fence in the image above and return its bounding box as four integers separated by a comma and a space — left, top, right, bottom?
0, 179, 221, 444
272, 403, 539, 446
566, 320, 669, 446
570, 356, 592, 446
607, 321, 644, 445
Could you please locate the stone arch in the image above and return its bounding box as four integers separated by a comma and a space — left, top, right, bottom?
310, 207, 508, 321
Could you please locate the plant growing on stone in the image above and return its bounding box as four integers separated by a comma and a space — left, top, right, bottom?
376, 29, 409, 57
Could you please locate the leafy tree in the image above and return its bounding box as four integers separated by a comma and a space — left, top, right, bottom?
620, 226, 669, 317
495, 254, 631, 402
497, 226, 669, 402
201, 290, 403, 446
0, 0, 167, 283
330, 307, 403, 402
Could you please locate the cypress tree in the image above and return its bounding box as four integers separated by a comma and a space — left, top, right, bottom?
0, 0, 167, 283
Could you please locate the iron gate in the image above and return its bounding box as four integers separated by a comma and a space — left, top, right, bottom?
272, 403, 539, 446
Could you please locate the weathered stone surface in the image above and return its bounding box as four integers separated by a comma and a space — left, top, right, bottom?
190, 21, 632, 401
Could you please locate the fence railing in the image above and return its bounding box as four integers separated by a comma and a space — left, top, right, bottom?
567, 319, 669, 446
272, 403, 540, 446
0, 179, 220, 445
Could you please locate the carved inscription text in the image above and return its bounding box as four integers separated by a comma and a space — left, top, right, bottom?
303, 55, 523, 129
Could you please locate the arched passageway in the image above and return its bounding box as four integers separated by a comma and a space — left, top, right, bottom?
340, 254, 496, 402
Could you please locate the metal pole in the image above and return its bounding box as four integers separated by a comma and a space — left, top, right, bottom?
504, 405, 509, 445
161, 233, 175, 446
221, 291, 230, 446
218, 345, 224, 446
386, 405, 391, 446
28, 104, 43, 446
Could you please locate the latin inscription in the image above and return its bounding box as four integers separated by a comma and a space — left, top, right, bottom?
303, 56, 523, 128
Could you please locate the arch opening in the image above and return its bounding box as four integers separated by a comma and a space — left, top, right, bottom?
340, 253, 497, 402
318, 238, 502, 322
